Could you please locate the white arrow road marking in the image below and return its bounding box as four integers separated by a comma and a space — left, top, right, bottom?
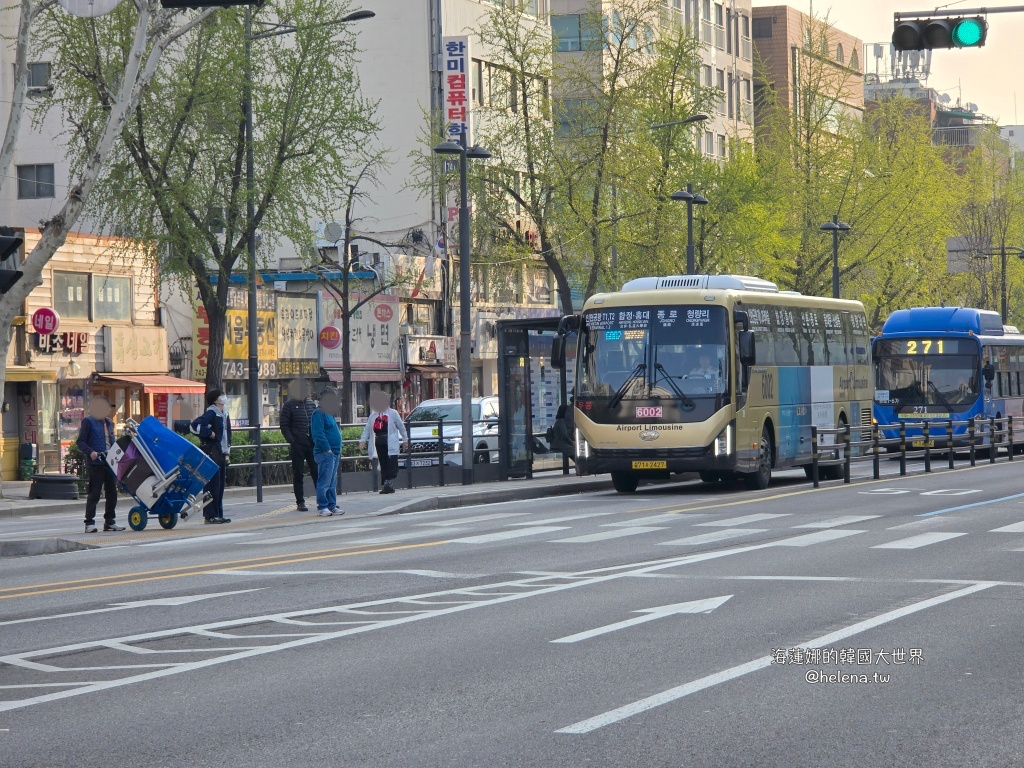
551, 596, 733, 644
557, 582, 997, 734
0, 589, 264, 627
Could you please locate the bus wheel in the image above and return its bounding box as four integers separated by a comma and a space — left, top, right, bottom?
611, 471, 640, 493
699, 471, 722, 484
744, 428, 772, 490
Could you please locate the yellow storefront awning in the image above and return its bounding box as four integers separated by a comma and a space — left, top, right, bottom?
5, 367, 57, 382
97, 374, 206, 394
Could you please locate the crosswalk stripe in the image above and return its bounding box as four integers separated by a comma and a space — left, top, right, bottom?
871, 532, 967, 549
249, 527, 381, 546
658, 528, 767, 546
696, 513, 789, 527
794, 515, 880, 529
449, 526, 570, 544
507, 513, 615, 526
602, 514, 699, 527
419, 513, 531, 527
990, 521, 1024, 533
550, 527, 667, 544
773, 530, 865, 547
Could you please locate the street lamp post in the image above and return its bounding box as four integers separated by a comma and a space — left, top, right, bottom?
669, 184, 709, 274
243, 7, 374, 502
819, 215, 852, 299
433, 131, 491, 485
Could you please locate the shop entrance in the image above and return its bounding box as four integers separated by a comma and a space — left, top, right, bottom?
496, 318, 575, 479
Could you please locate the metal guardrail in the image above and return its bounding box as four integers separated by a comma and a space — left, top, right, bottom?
809, 415, 1015, 489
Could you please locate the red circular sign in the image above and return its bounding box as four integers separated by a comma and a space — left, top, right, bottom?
374, 304, 394, 322
319, 326, 342, 350
31, 307, 60, 335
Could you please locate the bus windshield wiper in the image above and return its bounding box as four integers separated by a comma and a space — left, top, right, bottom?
608, 363, 646, 409
927, 379, 954, 414
654, 363, 696, 412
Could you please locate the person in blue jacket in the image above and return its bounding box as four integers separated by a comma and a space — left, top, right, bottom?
74, 396, 125, 533
190, 389, 232, 524
310, 389, 344, 517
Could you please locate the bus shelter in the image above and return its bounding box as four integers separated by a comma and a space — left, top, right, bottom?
496, 318, 576, 479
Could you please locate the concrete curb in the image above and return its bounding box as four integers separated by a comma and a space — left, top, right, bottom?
1, 538, 100, 558
373, 478, 617, 516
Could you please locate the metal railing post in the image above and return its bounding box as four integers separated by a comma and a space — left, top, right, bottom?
1009, 416, 1015, 460
872, 423, 880, 480
969, 418, 976, 466
947, 419, 955, 470
811, 426, 819, 488
406, 423, 414, 490
437, 418, 445, 487
990, 416, 997, 464
899, 422, 907, 476
923, 421, 931, 472
843, 422, 851, 483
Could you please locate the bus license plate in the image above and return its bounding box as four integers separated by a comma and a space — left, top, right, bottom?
912, 440, 934, 448
632, 460, 667, 470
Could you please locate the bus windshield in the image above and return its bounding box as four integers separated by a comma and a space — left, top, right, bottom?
579, 306, 730, 402
874, 338, 980, 411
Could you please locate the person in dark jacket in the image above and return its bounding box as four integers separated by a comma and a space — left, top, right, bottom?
75, 396, 124, 533
548, 404, 575, 460
190, 389, 232, 524
310, 389, 344, 517
279, 378, 319, 511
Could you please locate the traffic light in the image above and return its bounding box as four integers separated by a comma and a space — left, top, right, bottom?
893, 16, 988, 51
0, 226, 24, 295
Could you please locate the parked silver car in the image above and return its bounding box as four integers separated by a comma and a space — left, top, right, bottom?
401, 397, 500, 467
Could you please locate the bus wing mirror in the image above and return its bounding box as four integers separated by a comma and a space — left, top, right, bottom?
733, 309, 749, 332
739, 331, 756, 366
551, 336, 566, 368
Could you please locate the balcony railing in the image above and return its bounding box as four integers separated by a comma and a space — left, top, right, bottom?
714, 24, 726, 50
701, 20, 713, 44
933, 125, 1012, 154
741, 36, 752, 61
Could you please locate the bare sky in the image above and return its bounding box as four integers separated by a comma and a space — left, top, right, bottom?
758, 1, 1024, 125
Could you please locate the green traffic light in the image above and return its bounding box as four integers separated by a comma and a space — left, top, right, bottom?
952, 18, 985, 47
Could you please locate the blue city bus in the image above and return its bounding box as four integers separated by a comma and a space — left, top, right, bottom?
872, 307, 1024, 448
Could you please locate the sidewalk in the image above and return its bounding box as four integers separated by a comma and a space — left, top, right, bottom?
0, 472, 619, 520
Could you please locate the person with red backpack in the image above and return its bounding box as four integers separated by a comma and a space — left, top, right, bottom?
359, 390, 408, 495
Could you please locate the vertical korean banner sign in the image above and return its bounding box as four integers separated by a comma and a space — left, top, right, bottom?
442, 36, 471, 143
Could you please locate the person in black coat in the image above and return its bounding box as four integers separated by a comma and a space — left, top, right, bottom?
279, 378, 319, 511
190, 389, 232, 524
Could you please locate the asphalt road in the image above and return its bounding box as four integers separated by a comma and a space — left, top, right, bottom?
4, 459, 1024, 767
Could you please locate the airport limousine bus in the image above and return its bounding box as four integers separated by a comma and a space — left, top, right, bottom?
872, 306, 1024, 448
557, 274, 872, 492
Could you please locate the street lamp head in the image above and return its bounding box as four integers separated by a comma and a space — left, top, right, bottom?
837, 221, 852, 232
433, 140, 463, 156
466, 145, 491, 160
670, 189, 694, 202
819, 221, 840, 232
684, 113, 710, 124
342, 9, 376, 22
692, 194, 709, 205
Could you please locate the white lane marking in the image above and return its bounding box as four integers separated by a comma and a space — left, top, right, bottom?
602, 514, 700, 527
920, 489, 981, 497
448, 526, 570, 544
556, 582, 997, 734
696, 513, 789, 527
346, 527, 473, 545
212, 569, 480, 579
794, 516, 880, 529
771, 530, 865, 547
141, 533, 257, 547
871, 532, 968, 549
658, 529, 767, 546
887, 517, 958, 530
418, 513, 531, 527
244, 527, 381, 545
549, 527, 667, 544
0, 528, 65, 538
508, 513, 615, 525
0, 589, 264, 628
989, 521, 1024, 533
858, 488, 918, 495
551, 596, 732, 644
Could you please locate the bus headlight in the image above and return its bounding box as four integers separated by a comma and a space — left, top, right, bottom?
714, 425, 732, 457
575, 428, 589, 459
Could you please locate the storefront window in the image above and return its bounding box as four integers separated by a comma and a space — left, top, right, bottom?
94, 275, 132, 321
59, 382, 85, 442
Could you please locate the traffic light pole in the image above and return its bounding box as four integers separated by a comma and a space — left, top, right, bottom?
896, 5, 1024, 18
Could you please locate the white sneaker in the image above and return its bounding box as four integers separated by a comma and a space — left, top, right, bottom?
84, 523, 98, 533
317, 508, 334, 517
330, 507, 345, 516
